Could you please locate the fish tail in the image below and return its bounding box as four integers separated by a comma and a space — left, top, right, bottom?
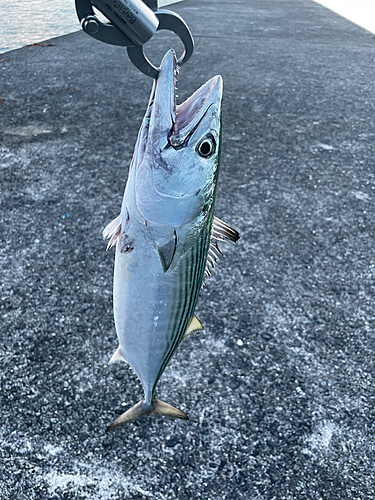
106, 399, 188, 432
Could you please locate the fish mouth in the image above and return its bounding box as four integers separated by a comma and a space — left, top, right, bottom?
135, 49, 223, 163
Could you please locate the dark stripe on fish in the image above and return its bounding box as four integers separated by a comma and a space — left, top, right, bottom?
152, 245, 190, 392
154, 224, 210, 390
155, 243, 194, 387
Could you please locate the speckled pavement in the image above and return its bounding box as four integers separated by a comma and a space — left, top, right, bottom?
1, 0, 375, 498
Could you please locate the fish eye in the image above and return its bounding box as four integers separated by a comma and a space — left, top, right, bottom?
197, 135, 216, 158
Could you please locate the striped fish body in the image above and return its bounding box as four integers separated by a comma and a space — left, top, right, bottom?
113, 165, 212, 410
104, 50, 239, 430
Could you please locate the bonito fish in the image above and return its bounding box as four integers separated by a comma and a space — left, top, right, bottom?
104, 49, 239, 431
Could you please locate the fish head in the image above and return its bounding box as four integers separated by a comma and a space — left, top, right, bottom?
132, 49, 223, 226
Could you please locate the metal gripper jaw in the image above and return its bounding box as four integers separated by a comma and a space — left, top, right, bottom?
75, 0, 194, 78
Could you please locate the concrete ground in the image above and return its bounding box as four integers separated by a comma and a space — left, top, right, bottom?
1, 0, 375, 498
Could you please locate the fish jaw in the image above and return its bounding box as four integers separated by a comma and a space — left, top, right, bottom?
131, 49, 223, 227
147, 48, 177, 151
128, 49, 177, 174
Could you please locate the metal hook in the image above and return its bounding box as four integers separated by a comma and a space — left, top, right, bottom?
75, 0, 161, 47
127, 10, 194, 79
76, 0, 135, 47
75, 0, 194, 78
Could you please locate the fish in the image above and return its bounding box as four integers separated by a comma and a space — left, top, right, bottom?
103, 49, 239, 431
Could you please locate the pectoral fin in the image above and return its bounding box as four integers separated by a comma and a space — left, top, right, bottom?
157, 230, 177, 272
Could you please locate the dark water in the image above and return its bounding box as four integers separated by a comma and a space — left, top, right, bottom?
0, 0, 80, 53
0, 0, 181, 54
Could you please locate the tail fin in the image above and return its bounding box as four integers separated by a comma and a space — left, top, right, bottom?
106, 398, 188, 432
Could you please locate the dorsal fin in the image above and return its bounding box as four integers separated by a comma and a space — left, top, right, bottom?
103, 215, 121, 250
205, 216, 240, 279
182, 315, 203, 341
211, 216, 240, 243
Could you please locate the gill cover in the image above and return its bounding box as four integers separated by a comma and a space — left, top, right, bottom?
134, 49, 223, 226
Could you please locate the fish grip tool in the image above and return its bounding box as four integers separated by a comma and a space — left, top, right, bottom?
75, 0, 194, 78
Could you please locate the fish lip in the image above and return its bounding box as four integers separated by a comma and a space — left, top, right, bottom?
171, 74, 223, 147
132, 51, 223, 170
130, 50, 177, 171
145, 50, 223, 151
147, 49, 178, 150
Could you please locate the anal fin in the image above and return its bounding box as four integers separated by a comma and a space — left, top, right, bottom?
109, 347, 127, 364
